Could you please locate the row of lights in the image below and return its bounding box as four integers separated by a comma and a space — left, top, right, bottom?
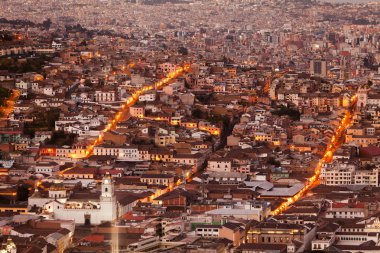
271, 94, 358, 216
68, 64, 191, 159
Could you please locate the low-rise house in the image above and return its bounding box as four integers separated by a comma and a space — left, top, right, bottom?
207, 158, 233, 173
325, 202, 367, 219
35, 162, 60, 176
140, 174, 174, 187
61, 167, 97, 179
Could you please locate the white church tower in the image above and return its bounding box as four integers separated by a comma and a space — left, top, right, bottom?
100, 174, 117, 220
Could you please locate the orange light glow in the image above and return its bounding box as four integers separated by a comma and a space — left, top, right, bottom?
271, 94, 357, 216
0, 90, 20, 119
67, 64, 190, 159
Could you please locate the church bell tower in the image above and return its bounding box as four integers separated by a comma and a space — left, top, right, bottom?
100, 173, 114, 202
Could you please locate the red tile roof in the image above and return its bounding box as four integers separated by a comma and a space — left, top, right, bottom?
81, 234, 104, 243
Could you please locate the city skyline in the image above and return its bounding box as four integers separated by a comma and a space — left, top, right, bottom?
0, 0, 379, 252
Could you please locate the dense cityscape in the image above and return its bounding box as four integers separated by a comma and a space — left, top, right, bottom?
0, 0, 380, 252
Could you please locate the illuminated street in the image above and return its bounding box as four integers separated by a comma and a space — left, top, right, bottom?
1, 0, 380, 252
68, 64, 191, 159
271, 94, 358, 216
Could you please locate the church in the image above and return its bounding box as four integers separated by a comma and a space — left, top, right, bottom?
42, 175, 118, 225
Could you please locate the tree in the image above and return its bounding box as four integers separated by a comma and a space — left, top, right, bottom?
17, 183, 31, 201
0, 87, 11, 107
84, 79, 92, 87
192, 108, 206, 119
272, 105, 301, 121
268, 157, 281, 167
42, 18, 52, 30
363, 53, 378, 71
23, 108, 61, 137
178, 46, 188, 55
45, 131, 77, 146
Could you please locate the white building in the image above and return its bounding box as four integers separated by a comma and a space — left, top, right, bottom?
94, 90, 116, 102
320, 161, 356, 186
207, 158, 232, 172
93, 145, 140, 161
15, 80, 29, 90
139, 92, 156, 102
325, 203, 366, 219
354, 168, 379, 186
44, 176, 117, 225
195, 225, 221, 238
29, 183, 69, 208
205, 201, 271, 221
321, 160, 379, 186
130, 106, 145, 118
42, 86, 55, 96
34, 162, 59, 176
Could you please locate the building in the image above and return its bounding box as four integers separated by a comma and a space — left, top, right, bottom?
35, 162, 59, 176
140, 174, 175, 186
310, 59, 327, 77
93, 145, 140, 161
130, 106, 145, 118
44, 175, 117, 225
246, 222, 315, 252
139, 92, 156, 102
94, 90, 116, 102
207, 158, 232, 173
325, 203, 367, 219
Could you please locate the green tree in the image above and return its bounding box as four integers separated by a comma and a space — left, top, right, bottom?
192, 108, 206, 119
272, 105, 301, 121
42, 18, 52, 30
17, 183, 31, 201
45, 131, 77, 146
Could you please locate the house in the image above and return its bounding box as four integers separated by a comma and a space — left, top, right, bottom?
154, 188, 199, 206
140, 174, 174, 186
35, 162, 59, 176
172, 153, 205, 170
345, 135, 378, 147
44, 176, 117, 225
195, 225, 221, 238
325, 202, 367, 219
94, 90, 116, 102
154, 132, 176, 147
207, 158, 233, 173
246, 222, 316, 252
208, 172, 247, 184
158, 62, 178, 75
162, 82, 184, 95
34, 131, 52, 143
139, 92, 156, 102
219, 222, 245, 247
130, 105, 145, 118
311, 223, 340, 251
61, 167, 97, 179
93, 145, 139, 161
